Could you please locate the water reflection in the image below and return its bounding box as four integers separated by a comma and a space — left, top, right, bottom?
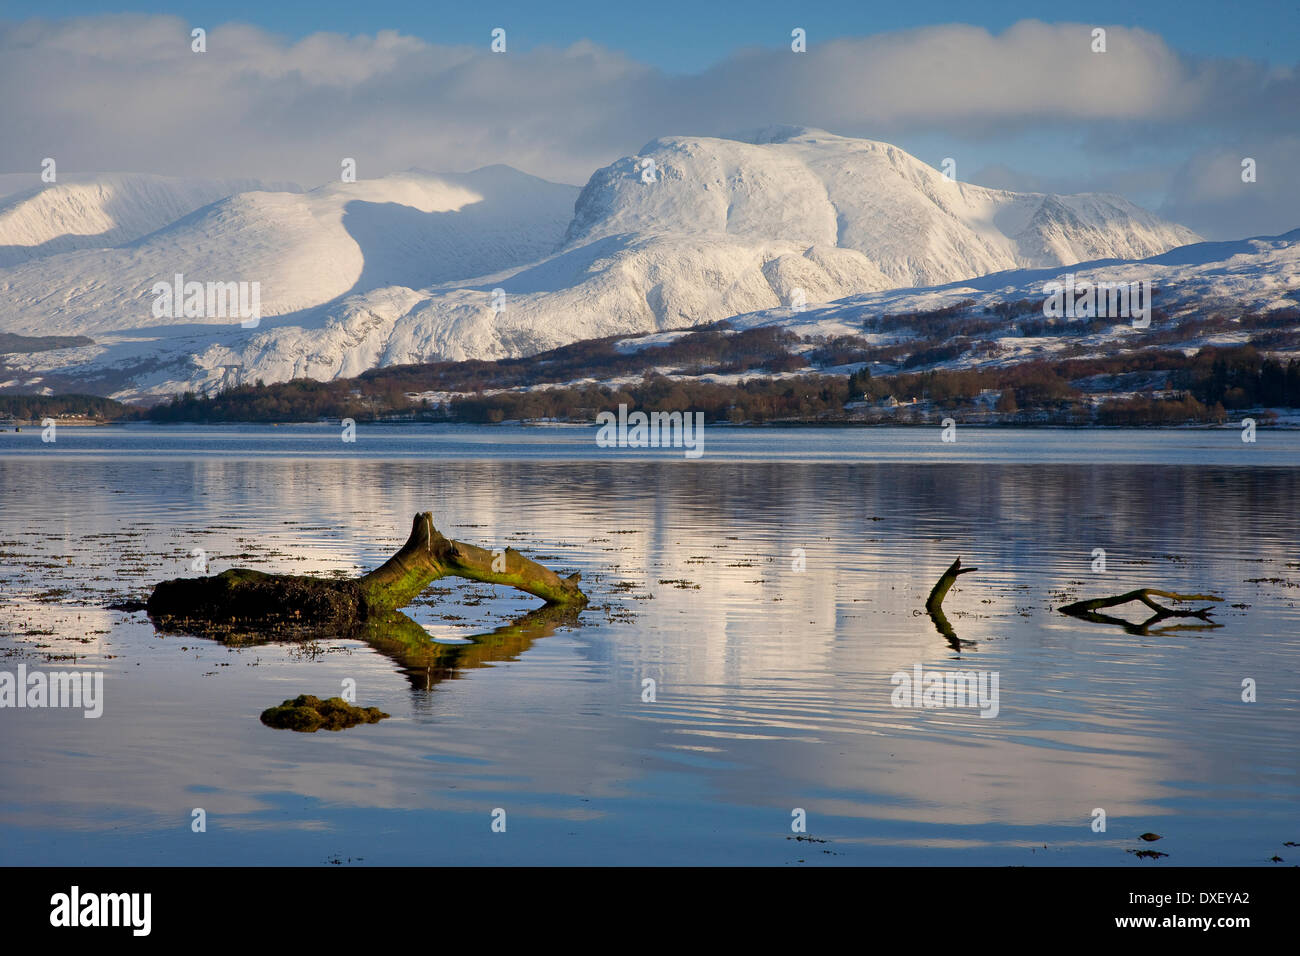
360, 605, 587, 692
148, 603, 586, 693
1, 431, 1298, 865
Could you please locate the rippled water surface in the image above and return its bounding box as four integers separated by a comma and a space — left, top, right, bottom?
1, 425, 1296, 865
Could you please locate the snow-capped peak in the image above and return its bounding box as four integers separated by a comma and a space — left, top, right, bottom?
564, 131, 1199, 287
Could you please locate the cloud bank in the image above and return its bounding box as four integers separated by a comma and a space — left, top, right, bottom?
1, 15, 1296, 238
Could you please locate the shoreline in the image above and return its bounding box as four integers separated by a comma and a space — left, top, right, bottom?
9, 418, 1295, 431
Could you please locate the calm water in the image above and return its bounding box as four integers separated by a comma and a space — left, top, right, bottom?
0, 424, 1297, 865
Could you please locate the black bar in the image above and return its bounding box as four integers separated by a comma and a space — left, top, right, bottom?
4, 866, 1291, 942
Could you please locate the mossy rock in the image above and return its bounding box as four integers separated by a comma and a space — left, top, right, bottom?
260, 694, 389, 732
149, 569, 363, 630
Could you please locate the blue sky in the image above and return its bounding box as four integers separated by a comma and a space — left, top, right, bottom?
26, 0, 1300, 72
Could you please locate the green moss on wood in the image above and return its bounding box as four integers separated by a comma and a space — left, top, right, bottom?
146, 512, 587, 632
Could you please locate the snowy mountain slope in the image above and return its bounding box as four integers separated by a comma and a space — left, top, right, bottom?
705, 228, 1300, 353
0, 173, 294, 267
0, 129, 1209, 399
158, 235, 893, 390
564, 127, 1199, 286
0, 167, 579, 339
95, 227, 1292, 401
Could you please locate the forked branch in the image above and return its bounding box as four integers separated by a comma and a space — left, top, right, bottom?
1058, 589, 1222, 619
1058, 588, 1224, 636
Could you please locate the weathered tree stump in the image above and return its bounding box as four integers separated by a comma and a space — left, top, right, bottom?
147, 511, 587, 632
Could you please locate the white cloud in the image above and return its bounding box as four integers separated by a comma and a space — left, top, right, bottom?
1, 15, 1295, 238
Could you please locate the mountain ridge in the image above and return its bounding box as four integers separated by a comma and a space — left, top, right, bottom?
0, 128, 1243, 400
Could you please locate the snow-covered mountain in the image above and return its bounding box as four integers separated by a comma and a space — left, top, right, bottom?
565, 127, 1198, 286
0, 166, 579, 337
0, 128, 1212, 399
708, 228, 1300, 364
0, 173, 295, 268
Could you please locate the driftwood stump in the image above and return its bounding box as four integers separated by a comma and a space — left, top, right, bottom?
147, 511, 587, 631
1058, 588, 1223, 635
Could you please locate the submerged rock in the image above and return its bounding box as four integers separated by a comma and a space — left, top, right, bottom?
260, 694, 389, 732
